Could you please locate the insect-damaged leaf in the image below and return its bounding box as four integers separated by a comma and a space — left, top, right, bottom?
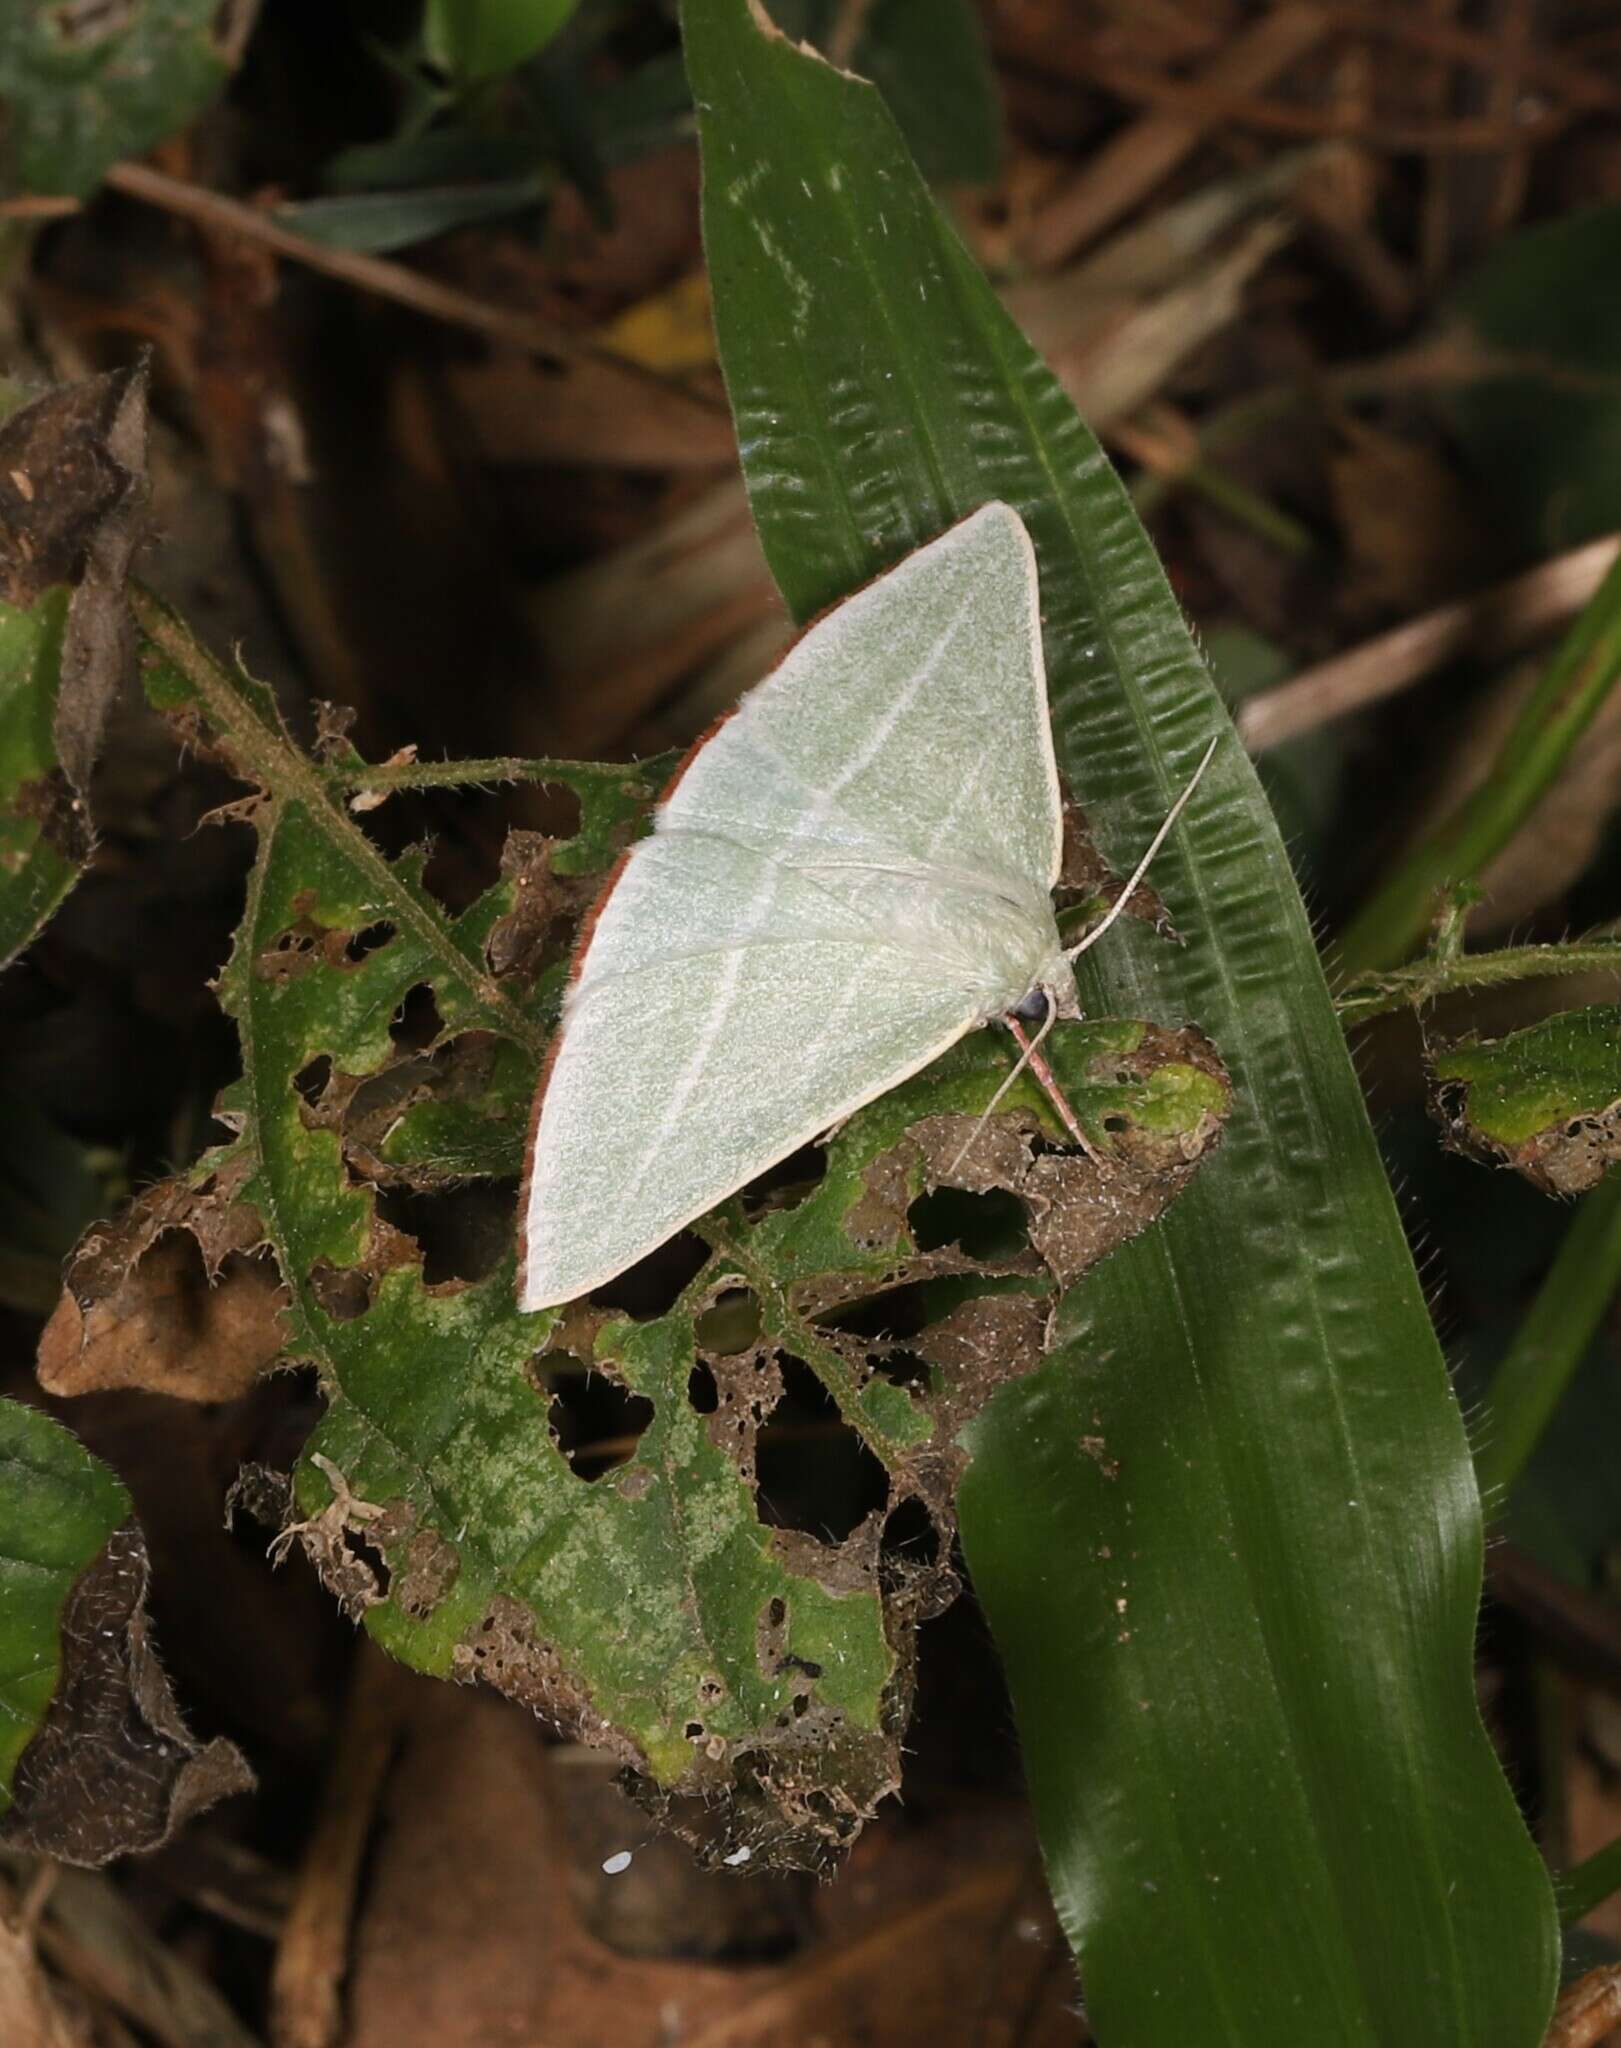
54, 585, 1226, 1866
0, 1400, 251, 1863
1430, 1007, 1621, 1196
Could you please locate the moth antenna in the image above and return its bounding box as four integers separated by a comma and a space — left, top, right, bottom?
948, 999, 1055, 1175
1066, 734, 1220, 963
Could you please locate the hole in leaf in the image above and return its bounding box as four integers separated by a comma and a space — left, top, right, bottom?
293, 1054, 332, 1109
755, 1357, 888, 1543
343, 1526, 391, 1598
687, 1363, 719, 1415
868, 1347, 933, 1393
907, 1186, 1028, 1259
825, 1284, 932, 1344
344, 920, 396, 964
592, 1231, 711, 1319
695, 1287, 761, 1354
880, 1494, 942, 1571
390, 982, 444, 1052
546, 1367, 653, 1479
740, 1142, 826, 1216
308, 1259, 373, 1322
372, 1182, 514, 1284
1102, 1113, 1127, 1134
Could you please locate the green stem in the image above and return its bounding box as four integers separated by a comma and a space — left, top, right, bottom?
1560, 1832, 1621, 1928
1335, 929, 1621, 1027
1337, 554, 1621, 977
132, 586, 549, 1056
330, 754, 659, 794
1475, 1168, 1621, 1507
1177, 460, 1316, 557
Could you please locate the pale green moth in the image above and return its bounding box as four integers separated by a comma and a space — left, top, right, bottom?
519, 502, 1212, 1311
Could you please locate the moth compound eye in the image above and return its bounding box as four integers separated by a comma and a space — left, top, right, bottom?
1011, 987, 1050, 1024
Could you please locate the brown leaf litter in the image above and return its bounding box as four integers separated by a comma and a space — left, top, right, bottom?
1, 1525, 252, 1867
37, 1170, 287, 1404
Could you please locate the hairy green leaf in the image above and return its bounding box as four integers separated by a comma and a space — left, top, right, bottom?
0, 0, 228, 197
682, 0, 1559, 2038
1432, 1008, 1621, 1196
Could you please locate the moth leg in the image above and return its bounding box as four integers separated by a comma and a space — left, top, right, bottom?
948, 999, 1109, 1175
1005, 1012, 1110, 1171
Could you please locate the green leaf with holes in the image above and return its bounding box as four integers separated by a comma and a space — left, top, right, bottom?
0, 0, 229, 197
682, 0, 1557, 2037
1431, 1007, 1621, 1197
0, 1399, 129, 1805
120, 587, 1223, 1862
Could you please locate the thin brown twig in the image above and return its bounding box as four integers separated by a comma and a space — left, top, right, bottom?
825, 0, 878, 69
1319, 1, 1616, 109
44, 161, 727, 422
1238, 535, 1621, 751
1069, 50, 1574, 152
680, 1865, 1029, 2048
0, 195, 82, 221
270, 1642, 415, 2048
1022, 4, 1331, 266
1488, 1544, 1621, 1697
1133, 334, 1621, 530
218, 0, 266, 70
1012, 2, 1614, 112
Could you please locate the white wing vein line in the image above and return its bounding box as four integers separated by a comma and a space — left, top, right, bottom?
619, 599, 973, 1185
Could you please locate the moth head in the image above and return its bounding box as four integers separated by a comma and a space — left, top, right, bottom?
1011, 968, 1082, 1028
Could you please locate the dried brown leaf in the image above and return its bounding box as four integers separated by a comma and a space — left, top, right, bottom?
0, 362, 152, 799
38, 1174, 286, 1403
1, 1527, 252, 1867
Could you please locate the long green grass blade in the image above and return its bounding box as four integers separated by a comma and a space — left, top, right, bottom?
682, 3, 1560, 2040
1476, 1168, 1621, 1505
1339, 553, 1621, 974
